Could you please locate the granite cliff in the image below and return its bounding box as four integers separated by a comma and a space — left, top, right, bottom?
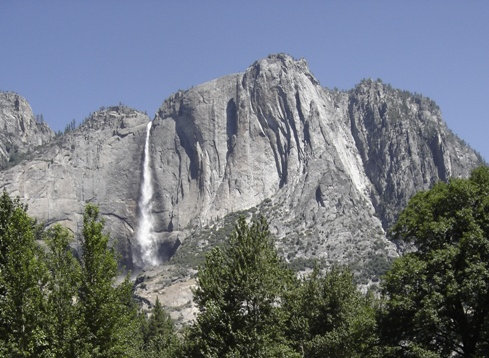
148, 55, 481, 275
0, 92, 54, 168
0, 55, 483, 320
0, 104, 149, 268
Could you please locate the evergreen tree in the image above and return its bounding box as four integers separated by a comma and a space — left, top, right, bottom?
284, 266, 379, 358
0, 191, 50, 357
142, 297, 179, 358
185, 216, 298, 357
43, 224, 81, 357
78, 204, 141, 357
63, 119, 76, 134
380, 166, 489, 357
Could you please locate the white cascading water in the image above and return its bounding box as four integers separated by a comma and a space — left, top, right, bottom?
136, 121, 159, 266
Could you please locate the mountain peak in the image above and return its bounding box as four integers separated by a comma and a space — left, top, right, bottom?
0, 55, 483, 289
77, 105, 148, 133
0, 91, 54, 167
254, 53, 303, 67
244, 53, 319, 89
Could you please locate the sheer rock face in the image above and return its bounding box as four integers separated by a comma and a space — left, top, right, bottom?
0, 54, 483, 275
0, 106, 149, 268
0, 92, 54, 167
348, 80, 481, 229
151, 55, 385, 268
148, 54, 482, 272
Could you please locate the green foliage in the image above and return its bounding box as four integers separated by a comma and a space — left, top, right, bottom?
182, 216, 380, 358
380, 166, 489, 357
35, 114, 45, 124
3, 143, 29, 168
0, 194, 146, 357
353, 251, 393, 284
7, 164, 489, 358
141, 297, 179, 358
63, 119, 77, 134
284, 266, 379, 358
78, 204, 141, 357
0, 190, 50, 357
171, 208, 257, 269
185, 216, 297, 357
287, 256, 319, 272
43, 224, 82, 357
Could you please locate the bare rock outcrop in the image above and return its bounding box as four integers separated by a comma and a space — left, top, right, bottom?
0, 92, 54, 167
0, 106, 149, 268
146, 54, 482, 280
349, 79, 481, 229
0, 54, 483, 284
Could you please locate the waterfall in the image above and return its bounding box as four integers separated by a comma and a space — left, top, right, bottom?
136, 121, 158, 266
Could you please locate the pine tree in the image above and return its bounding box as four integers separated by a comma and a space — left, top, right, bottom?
0, 191, 50, 356
185, 216, 298, 357
78, 204, 141, 357
284, 266, 379, 358
43, 224, 81, 357
142, 297, 179, 357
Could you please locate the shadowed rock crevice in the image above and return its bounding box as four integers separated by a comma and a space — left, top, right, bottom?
226, 99, 238, 154
315, 185, 325, 207
157, 238, 181, 262
175, 114, 200, 181
429, 134, 448, 182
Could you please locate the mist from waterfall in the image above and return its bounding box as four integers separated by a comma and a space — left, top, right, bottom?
136, 121, 159, 266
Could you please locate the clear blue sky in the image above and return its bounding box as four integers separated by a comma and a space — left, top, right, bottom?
1, 1, 488, 159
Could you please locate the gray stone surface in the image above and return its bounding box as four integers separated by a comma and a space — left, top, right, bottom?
148, 54, 481, 275
349, 79, 482, 229
0, 105, 149, 269
0, 54, 484, 315
0, 92, 54, 167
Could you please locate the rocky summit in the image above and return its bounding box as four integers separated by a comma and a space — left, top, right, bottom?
0, 54, 483, 320
0, 92, 54, 168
